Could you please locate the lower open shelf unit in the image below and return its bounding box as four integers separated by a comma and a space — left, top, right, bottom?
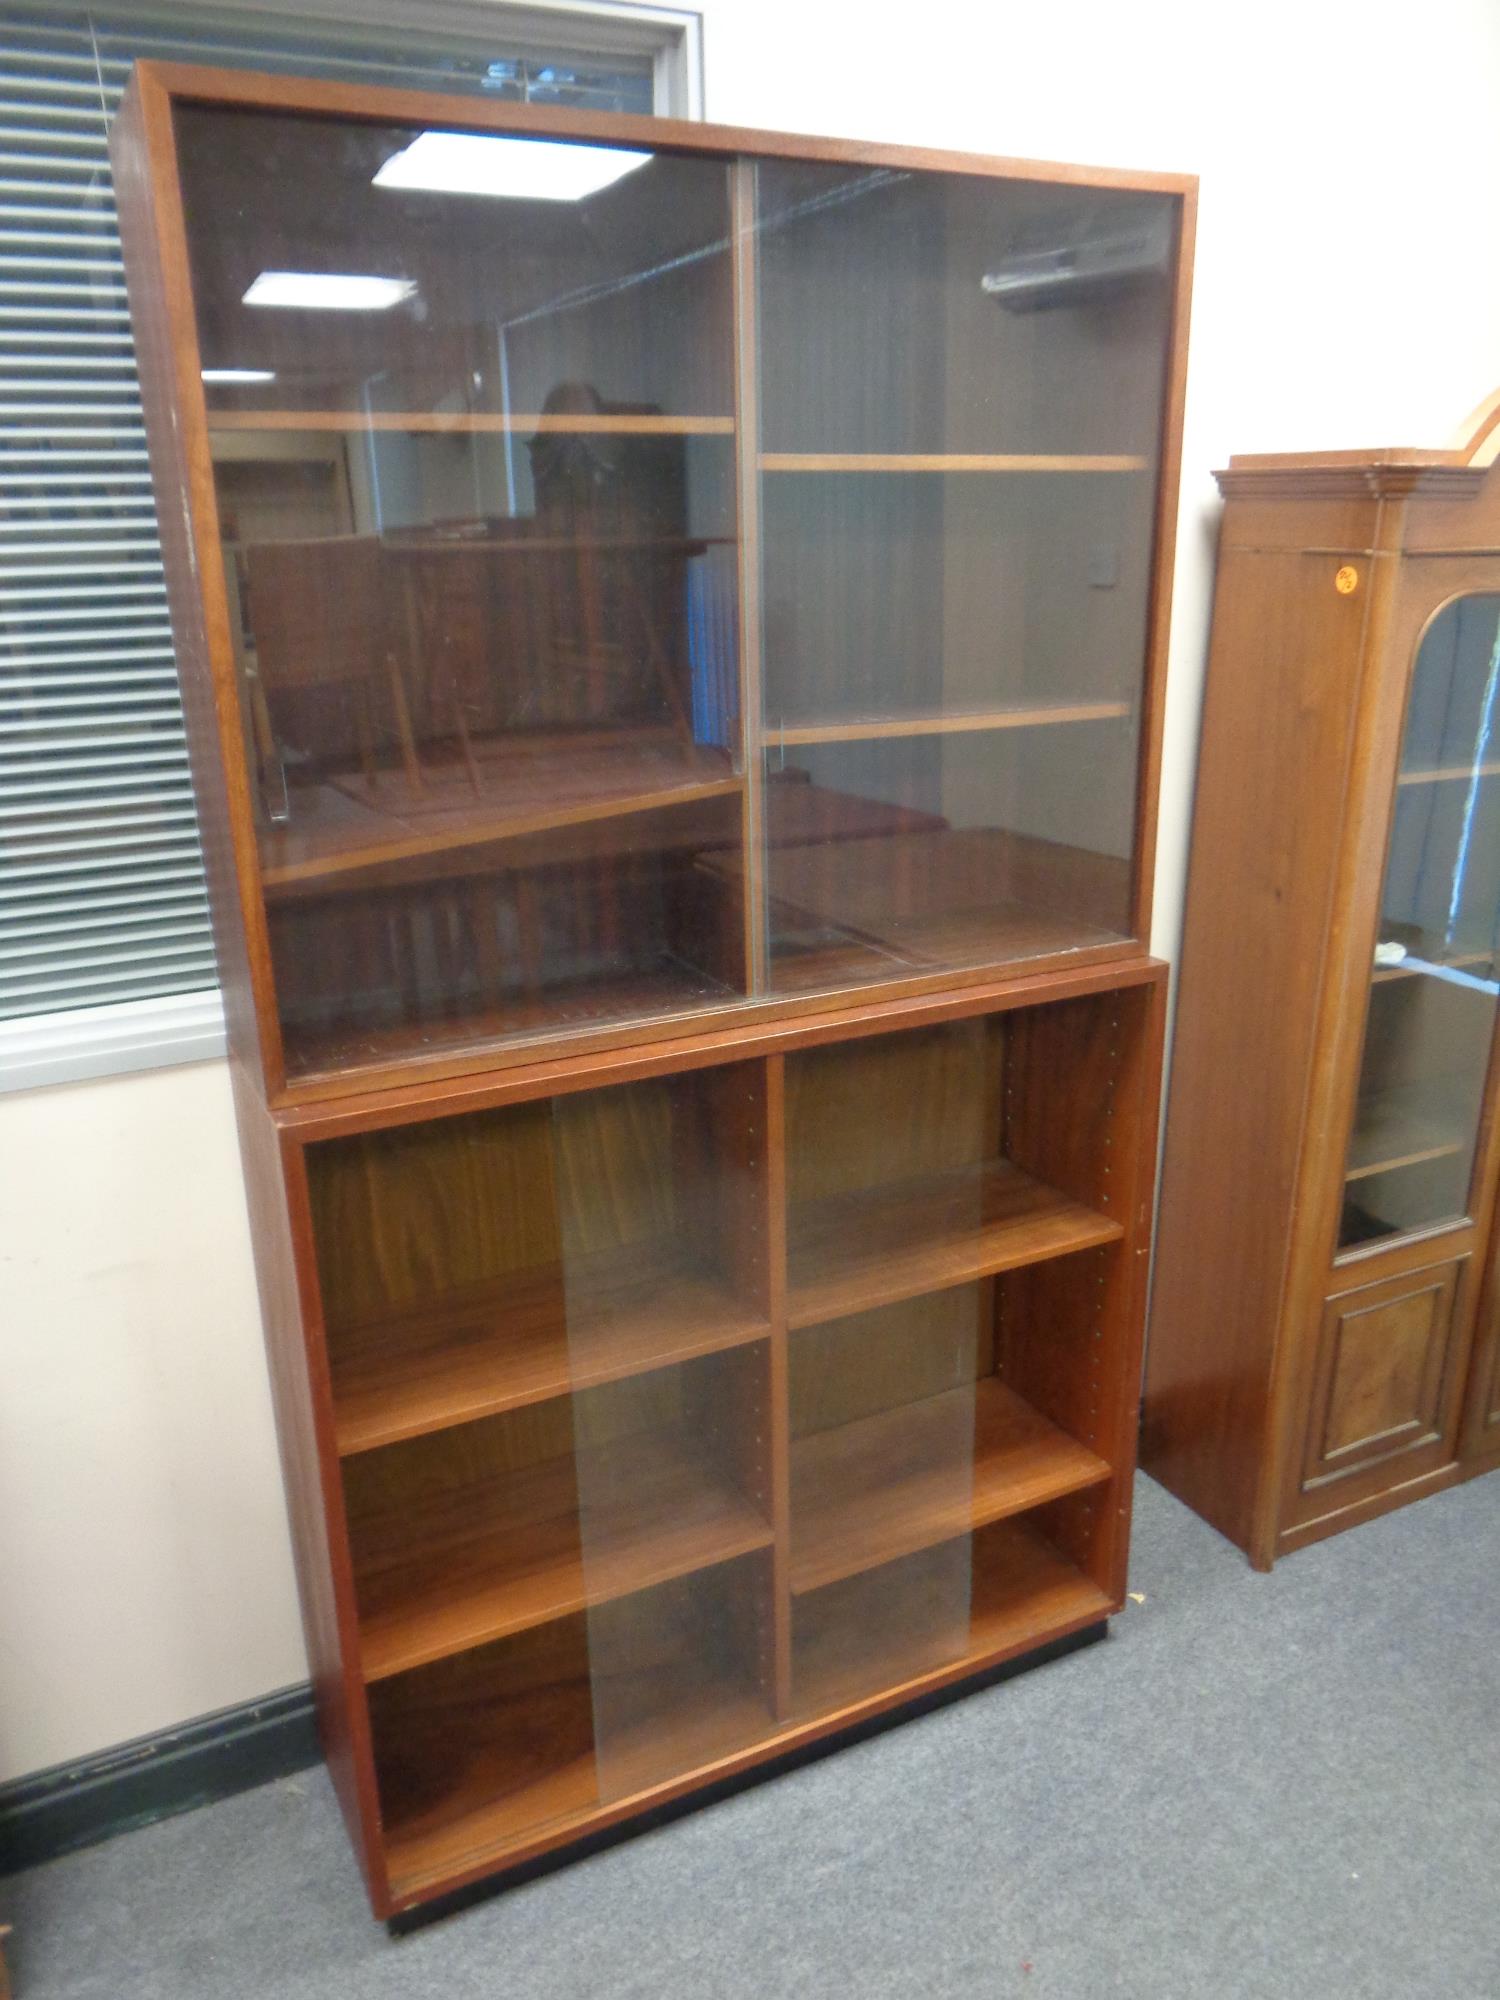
284, 968, 1161, 1911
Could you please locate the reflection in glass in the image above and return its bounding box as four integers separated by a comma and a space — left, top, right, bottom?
1340, 596, 1500, 1250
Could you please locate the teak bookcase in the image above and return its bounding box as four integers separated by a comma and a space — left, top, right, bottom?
1146, 404, 1500, 1570
112, 62, 1193, 1916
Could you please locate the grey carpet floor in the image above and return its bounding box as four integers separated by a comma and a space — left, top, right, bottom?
5, 1471, 1498, 2000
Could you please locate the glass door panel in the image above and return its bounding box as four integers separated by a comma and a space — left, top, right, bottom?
781, 1012, 1118, 1708
1340, 595, 1500, 1251
310, 1064, 775, 1871
751, 162, 1176, 993
554, 1065, 778, 1799
173, 105, 743, 1078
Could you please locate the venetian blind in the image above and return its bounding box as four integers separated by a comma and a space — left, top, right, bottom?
0, 6, 652, 1021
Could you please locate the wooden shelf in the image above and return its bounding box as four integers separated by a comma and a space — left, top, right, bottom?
380, 532, 731, 557
789, 1378, 1110, 1594
766, 904, 1128, 996
381, 1657, 771, 1898
1397, 759, 1500, 786
1344, 1081, 1470, 1182
760, 452, 1149, 474
332, 1252, 770, 1456
284, 962, 738, 1084
207, 409, 735, 436
765, 700, 1131, 747
698, 827, 1133, 991
354, 1435, 773, 1682
791, 1514, 1112, 1719
1371, 949, 1495, 986
261, 737, 741, 895
787, 1157, 1121, 1328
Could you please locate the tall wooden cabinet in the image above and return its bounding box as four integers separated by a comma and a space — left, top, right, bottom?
113, 62, 1193, 1916
1145, 406, 1500, 1569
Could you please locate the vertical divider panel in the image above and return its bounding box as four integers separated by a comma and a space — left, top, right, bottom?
995, 985, 1160, 1599
762, 1054, 793, 1715
731, 157, 769, 994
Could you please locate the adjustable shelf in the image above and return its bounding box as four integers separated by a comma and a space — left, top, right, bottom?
1372, 950, 1494, 985
1344, 1080, 1469, 1183
788, 1378, 1110, 1594
787, 1158, 1122, 1328
766, 906, 1128, 997
1397, 760, 1500, 786
791, 1514, 1114, 1720
759, 451, 1149, 473
285, 965, 738, 1082
331, 1252, 771, 1457
206, 409, 736, 435
764, 700, 1132, 747
260, 737, 742, 897
353, 1427, 774, 1683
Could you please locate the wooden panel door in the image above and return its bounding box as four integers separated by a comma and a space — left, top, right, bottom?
1298, 1258, 1471, 1499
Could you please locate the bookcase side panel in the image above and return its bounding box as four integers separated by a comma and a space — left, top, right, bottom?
1143, 527, 1374, 1559
110, 74, 284, 1095
231, 1077, 389, 1910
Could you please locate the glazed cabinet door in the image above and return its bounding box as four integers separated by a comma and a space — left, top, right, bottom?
748, 164, 1179, 998
1337, 592, 1500, 1254
172, 103, 746, 1086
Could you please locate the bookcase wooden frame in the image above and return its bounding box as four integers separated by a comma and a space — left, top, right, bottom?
111, 61, 1191, 1918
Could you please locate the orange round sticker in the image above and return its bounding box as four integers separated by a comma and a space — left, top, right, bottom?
1334, 565, 1359, 595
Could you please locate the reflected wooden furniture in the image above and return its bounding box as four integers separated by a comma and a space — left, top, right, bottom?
1144, 402, 1500, 1569
114, 62, 1192, 1921
246, 536, 423, 806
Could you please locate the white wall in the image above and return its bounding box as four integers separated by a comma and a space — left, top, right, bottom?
0, 1065, 305, 1782
4, 0, 1500, 1783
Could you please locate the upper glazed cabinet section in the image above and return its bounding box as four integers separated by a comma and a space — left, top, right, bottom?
161, 92, 1187, 1091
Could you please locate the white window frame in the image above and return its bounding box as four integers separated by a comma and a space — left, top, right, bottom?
119, 0, 705, 117
1, 0, 703, 1095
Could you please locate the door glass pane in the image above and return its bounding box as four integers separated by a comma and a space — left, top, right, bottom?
1340, 595, 1500, 1250
780, 1011, 1120, 1707
750, 163, 1175, 993
173, 105, 742, 1080
554, 1066, 778, 1801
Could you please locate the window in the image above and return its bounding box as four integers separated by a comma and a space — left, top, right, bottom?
0, 2, 693, 1086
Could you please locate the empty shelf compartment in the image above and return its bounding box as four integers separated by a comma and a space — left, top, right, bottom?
789, 1377, 1109, 1594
